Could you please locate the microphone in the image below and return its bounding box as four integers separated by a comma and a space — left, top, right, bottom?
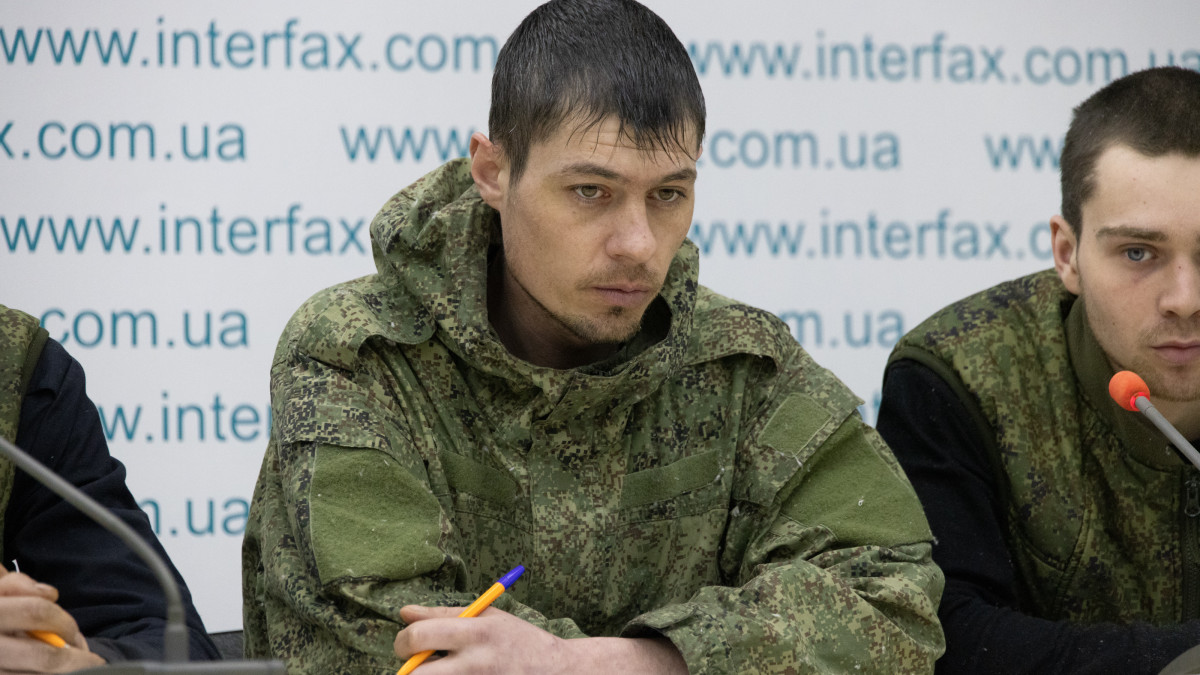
0, 435, 283, 673
1108, 370, 1200, 472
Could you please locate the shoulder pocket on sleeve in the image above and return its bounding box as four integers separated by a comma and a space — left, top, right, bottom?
308, 444, 444, 586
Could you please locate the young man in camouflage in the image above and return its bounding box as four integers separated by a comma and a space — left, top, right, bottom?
878, 66, 1200, 674
243, 1, 944, 672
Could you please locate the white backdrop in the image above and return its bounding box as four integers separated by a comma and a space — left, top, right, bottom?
3, 1, 1198, 632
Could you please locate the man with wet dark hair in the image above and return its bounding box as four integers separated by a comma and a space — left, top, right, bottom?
879, 66, 1200, 674
486, 0, 706, 185
244, 1, 944, 672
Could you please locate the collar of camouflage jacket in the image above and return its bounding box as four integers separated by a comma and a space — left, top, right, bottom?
1067, 298, 1188, 471
365, 158, 701, 416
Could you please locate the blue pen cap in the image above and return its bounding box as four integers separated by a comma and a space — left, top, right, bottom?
498, 565, 525, 589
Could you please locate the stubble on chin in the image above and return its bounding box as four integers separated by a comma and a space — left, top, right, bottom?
558, 266, 662, 345
553, 303, 644, 345
1131, 362, 1200, 404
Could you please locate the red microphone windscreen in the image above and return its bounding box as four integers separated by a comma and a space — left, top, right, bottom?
1109, 370, 1150, 412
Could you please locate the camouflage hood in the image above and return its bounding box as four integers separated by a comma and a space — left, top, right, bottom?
365, 158, 701, 413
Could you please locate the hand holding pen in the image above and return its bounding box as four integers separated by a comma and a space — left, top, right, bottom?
392, 564, 686, 674
395, 565, 525, 674
0, 566, 105, 671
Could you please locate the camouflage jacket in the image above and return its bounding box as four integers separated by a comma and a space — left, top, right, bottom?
889, 269, 1199, 624
243, 159, 944, 674
0, 304, 49, 554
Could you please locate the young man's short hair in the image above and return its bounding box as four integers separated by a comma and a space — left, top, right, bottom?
1060, 66, 1200, 234
488, 0, 706, 183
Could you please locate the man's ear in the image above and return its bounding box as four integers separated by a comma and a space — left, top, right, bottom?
1051, 215, 1082, 294
470, 132, 507, 210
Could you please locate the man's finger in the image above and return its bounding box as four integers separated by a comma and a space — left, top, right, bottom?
393, 608, 505, 659
398, 605, 467, 625
0, 572, 58, 601
394, 615, 456, 660
0, 632, 104, 673
0, 597, 85, 646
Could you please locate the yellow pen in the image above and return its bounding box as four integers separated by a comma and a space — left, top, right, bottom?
397, 565, 525, 675
28, 629, 68, 648
7, 562, 68, 648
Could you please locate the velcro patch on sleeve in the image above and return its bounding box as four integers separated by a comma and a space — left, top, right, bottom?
759, 393, 833, 457
308, 444, 444, 586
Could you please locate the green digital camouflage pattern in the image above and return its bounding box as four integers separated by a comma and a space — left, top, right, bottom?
889, 269, 1198, 623
0, 304, 49, 560
243, 158, 944, 674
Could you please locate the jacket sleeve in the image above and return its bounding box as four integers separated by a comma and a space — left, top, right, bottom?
624, 354, 945, 674
9, 339, 218, 663
243, 436, 591, 672
243, 339, 587, 674
877, 358, 1200, 674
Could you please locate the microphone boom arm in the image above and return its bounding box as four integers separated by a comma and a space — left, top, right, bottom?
0, 436, 188, 662
1134, 396, 1200, 472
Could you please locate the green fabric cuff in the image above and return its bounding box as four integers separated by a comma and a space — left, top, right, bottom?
623, 604, 731, 675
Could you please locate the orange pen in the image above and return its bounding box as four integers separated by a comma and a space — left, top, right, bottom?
28, 629, 68, 648
397, 565, 525, 675
4, 562, 68, 648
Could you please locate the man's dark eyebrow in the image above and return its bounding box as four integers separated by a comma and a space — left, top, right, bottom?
1094, 225, 1167, 242
559, 162, 624, 182
661, 167, 697, 183
557, 163, 697, 184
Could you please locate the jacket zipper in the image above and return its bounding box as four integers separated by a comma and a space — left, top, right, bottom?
1183, 471, 1200, 620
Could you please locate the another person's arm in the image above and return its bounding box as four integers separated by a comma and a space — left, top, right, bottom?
5, 339, 218, 665
877, 358, 1200, 674
0, 567, 104, 672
